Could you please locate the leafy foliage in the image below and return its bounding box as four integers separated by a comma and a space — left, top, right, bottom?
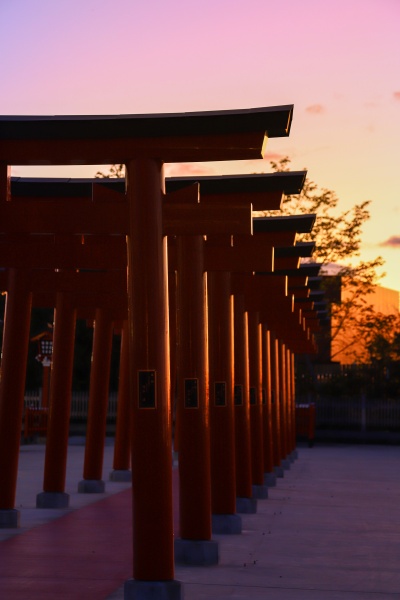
265, 157, 397, 365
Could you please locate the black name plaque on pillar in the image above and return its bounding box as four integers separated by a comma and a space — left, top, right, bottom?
214, 382, 226, 406
184, 378, 199, 408
250, 386, 256, 405
234, 384, 243, 406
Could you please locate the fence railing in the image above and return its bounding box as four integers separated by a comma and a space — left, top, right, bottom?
25, 389, 400, 434
297, 395, 400, 432
24, 390, 118, 421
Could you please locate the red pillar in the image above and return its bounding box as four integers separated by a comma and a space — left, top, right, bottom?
79, 307, 113, 491
270, 331, 282, 471
233, 289, 252, 501
38, 293, 76, 507
126, 159, 175, 582
262, 327, 276, 483
175, 234, 211, 539
279, 339, 289, 464
248, 310, 267, 496
0, 269, 32, 524
111, 321, 131, 478
208, 269, 241, 533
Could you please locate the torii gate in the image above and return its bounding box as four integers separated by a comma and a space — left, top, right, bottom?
0, 106, 295, 600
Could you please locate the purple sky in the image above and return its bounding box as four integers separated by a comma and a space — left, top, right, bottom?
1, 0, 399, 291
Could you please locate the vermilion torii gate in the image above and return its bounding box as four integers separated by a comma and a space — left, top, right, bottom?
0, 106, 323, 600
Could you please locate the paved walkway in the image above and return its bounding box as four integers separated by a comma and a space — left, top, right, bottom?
0, 440, 399, 599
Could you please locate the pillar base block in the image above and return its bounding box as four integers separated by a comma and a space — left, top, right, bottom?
282, 458, 291, 470
264, 472, 277, 487
124, 579, 182, 600
77, 479, 105, 493
174, 538, 219, 566
212, 513, 242, 534
36, 492, 69, 509
291, 449, 299, 460
110, 469, 132, 482
252, 484, 268, 499
275, 465, 284, 478
0, 509, 19, 528
236, 497, 257, 514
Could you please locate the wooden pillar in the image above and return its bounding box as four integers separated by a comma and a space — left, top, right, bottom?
262, 327, 275, 477
126, 159, 175, 582
279, 339, 289, 462
38, 293, 76, 507
208, 269, 241, 533
233, 289, 252, 500
0, 269, 32, 524
111, 321, 132, 478
270, 331, 282, 469
248, 311, 265, 488
79, 307, 113, 491
176, 234, 211, 538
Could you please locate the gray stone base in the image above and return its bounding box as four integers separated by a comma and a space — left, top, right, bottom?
275, 465, 285, 478
174, 538, 219, 565
0, 508, 20, 528
77, 479, 105, 493
236, 497, 257, 514
282, 458, 291, 470
124, 579, 182, 600
110, 469, 132, 482
264, 472, 277, 487
36, 491, 70, 508
212, 513, 242, 534
291, 449, 299, 460
252, 484, 268, 499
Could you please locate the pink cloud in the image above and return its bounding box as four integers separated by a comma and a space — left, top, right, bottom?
305, 104, 325, 115
380, 236, 400, 247
394, 92, 400, 102
164, 163, 216, 177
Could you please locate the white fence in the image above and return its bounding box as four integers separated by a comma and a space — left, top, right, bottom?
24, 390, 118, 420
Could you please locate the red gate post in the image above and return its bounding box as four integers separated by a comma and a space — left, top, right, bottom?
207, 260, 241, 535
270, 331, 284, 477
37, 292, 76, 508
279, 339, 291, 471
125, 158, 180, 596
286, 347, 297, 461
0, 268, 32, 527
78, 307, 114, 493
248, 309, 269, 499
173, 233, 218, 565
262, 327, 277, 486
232, 281, 256, 514
110, 320, 132, 482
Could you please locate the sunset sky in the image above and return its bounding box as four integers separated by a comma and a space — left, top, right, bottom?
1, 0, 399, 292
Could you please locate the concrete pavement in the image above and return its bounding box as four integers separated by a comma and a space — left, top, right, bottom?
1, 439, 399, 599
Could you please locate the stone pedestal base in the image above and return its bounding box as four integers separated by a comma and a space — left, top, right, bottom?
236, 497, 257, 514
275, 465, 284, 478
0, 509, 19, 528
264, 472, 277, 487
252, 484, 268, 499
110, 469, 132, 482
36, 491, 69, 508
174, 538, 219, 565
282, 458, 291, 470
124, 579, 182, 600
212, 513, 242, 534
77, 479, 105, 493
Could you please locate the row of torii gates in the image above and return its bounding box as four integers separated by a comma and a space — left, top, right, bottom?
0, 106, 324, 599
